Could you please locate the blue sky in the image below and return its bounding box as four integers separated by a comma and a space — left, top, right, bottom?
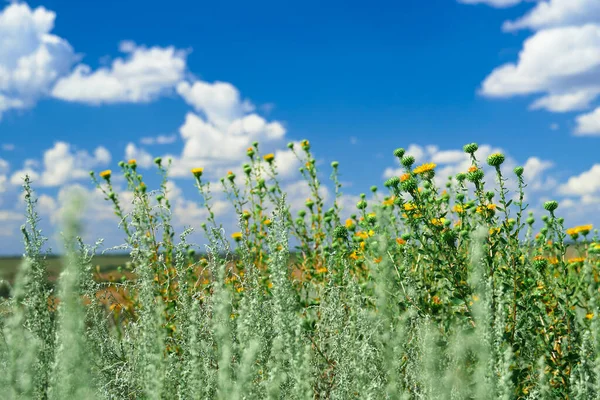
0, 0, 599, 255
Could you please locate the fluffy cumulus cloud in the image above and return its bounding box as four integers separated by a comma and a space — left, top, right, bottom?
503, 0, 600, 32
0, 2, 77, 118
10, 141, 111, 187
51, 41, 188, 104
460, 0, 600, 134
574, 107, 600, 135
558, 164, 600, 197
166, 79, 289, 178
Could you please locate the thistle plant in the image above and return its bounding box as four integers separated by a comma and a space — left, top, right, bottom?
1, 140, 599, 399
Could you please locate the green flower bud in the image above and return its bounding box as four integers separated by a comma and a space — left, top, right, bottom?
333, 226, 348, 240
401, 155, 415, 168
487, 152, 505, 167
287, 142, 294, 150
463, 143, 478, 154
543, 200, 559, 212
514, 166, 524, 177
456, 193, 465, 202
370, 185, 378, 193
357, 200, 368, 210
154, 157, 162, 166
526, 217, 535, 225
331, 161, 339, 169
298, 210, 306, 218
456, 172, 466, 182
401, 232, 411, 240
393, 148, 406, 158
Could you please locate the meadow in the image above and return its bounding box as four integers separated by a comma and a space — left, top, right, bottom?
0, 139, 598, 399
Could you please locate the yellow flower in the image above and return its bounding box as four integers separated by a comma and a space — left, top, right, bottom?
368, 229, 375, 237
567, 257, 586, 264
468, 166, 478, 173
263, 153, 275, 162
374, 257, 382, 264
345, 218, 355, 228
452, 204, 465, 214
368, 212, 376, 218
396, 238, 406, 245
567, 224, 593, 237
431, 217, 446, 226
382, 196, 395, 206
400, 173, 411, 182
404, 202, 417, 211
349, 251, 359, 260
587, 313, 594, 320
191, 168, 204, 178
128, 159, 136, 165
263, 219, 272, 226
413, 162, 436, 175
99, 170, 112, 180
316, 267, 328, 274
231, 232, 243, 241
489, 227, 501, 236
355, 231, 369, 239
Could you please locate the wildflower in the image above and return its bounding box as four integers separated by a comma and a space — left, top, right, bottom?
463, 143, 478, 154
543, 200, 559, 212
191, 168, 204, 178
413, 163, 437, 175
401, 155, 415, 168
467, 167, 484, 182
400, 173, 411, 182
486, 153, 505, 167
514, 166, 524, 177
404, 203, 416, 211
431, 217, 446, 226
587, 313, 594, 320
396, 238, 406, 245
301, 140, 310, 151
452, 204, 465, 214
263, 153, 275, 163
99, 170, 112, 180
231, 232, 243, 242
345, 218, 355, 228
128, 159, 137, 166
356, 200, 367, 210
374, 257, 382, 264
263, 219, 272, 226
489, 227, 501, 236
567, 257, 585, 264
393, 148, 405, 158
355, 231, 369, 240
349, 251, 360, 260
333, 226, 348, 240
382, 196, 395, 206
246, 147, 255, 158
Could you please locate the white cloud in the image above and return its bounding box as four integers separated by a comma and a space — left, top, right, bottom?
167, 80, 288, 178
51, 41, 188, 104
177, 80, 254, 129
575, 106, 600, 135
10, 141, 111, 187
0, 2, 77, 119
458, 0, 523, 8
558, 164, 600, 196
140, 134, 177, 145
125, 143, 153, 168
503, 0, 600, 32
481, 25, 600, 100
529, 88, 600, 112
